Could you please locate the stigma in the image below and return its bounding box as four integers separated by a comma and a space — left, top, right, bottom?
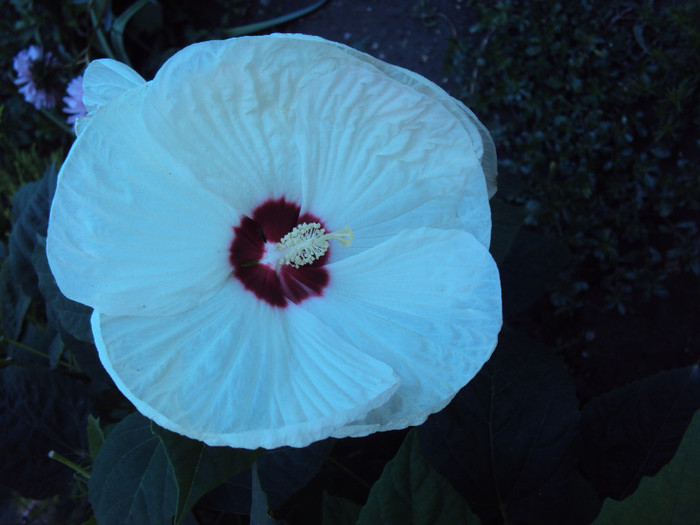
275, 223, 353, 268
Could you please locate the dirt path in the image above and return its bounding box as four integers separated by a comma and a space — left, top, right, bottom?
253, 0, 472, 95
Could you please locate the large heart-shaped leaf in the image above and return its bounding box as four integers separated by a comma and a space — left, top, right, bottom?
0, 258, 31, 340
593, 408, 700, 524
258, 439, 334, 509
489, 198, 527, 266
200, 438, 333, 515
152, 423, 260, 525
32, 236, 93, 343
8, 164, 57, 297
580, 364, 700, 500
356, 431, 479, 524
0, 365, 91, 499
419, 328, 598, 525
322, 493, 361, 525
89, 413, 176, 525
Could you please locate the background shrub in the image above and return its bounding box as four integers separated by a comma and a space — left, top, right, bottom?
448, 0, 700, 313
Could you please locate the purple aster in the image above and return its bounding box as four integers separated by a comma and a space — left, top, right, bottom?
63, 76, 87, 124
13, 45, 60, 110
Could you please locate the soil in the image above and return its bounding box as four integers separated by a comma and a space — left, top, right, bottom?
246, 0, 469, 94
246, 0, 700, 403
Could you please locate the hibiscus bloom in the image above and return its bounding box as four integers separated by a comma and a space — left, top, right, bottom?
62, 76, 88, 125
13, 45, 60, 109
46, 34, 502, 449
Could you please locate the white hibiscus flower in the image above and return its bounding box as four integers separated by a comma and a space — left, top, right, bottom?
46, 34, 502, 449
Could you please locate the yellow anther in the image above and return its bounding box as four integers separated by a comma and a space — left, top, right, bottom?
275, 223, 353, 268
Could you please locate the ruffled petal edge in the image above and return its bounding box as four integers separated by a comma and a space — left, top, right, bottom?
82, 58, 146, 113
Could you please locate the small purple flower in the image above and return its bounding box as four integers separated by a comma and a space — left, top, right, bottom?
63, 76, 87, 124
13, 45, 60, 109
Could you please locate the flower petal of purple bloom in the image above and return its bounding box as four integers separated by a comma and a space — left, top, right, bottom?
63, 76, 88, 125
13, 45, 60, 110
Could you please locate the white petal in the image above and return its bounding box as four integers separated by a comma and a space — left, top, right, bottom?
277, 33, 497, 199
47, 84, 236, 317
457, 103, 498, 199
293, 63, 492, 253
141, 36, 492, 246
73, 114, 91, 137
141, 39, 304, 215
82, 59, 146, 112
92, 281, 399, 449
304, 228, 502, 437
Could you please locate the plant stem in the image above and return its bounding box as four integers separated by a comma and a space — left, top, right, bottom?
48, 450, 90, 479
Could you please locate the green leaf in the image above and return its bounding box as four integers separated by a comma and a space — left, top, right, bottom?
500, 230, 570, 318
580, 365, 700, 500
152, 424, 261, 525
89, 413, 177, 525
89, 0, 108, 18
322, 493, 361, 525
88, 0, 116, 60
87, 415, 105, 462
251, 462, 278, 524
110, 0, 153, 65
593, 408, 700, 525
61, 331, 113, 388
489, 198, 527, 266
31, 236, 93, 343
356, 431, 479, 525
4, 322, 55, 364
419, 328, 599, 525
258, 439, 334, 509
0, 365, 91, 499
0, 258, 31, 340
8, 164, 57, 296
47, 331, 64, 369
198, 438, 333, 515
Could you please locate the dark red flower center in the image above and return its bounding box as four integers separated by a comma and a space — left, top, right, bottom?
229, 197, 330, 308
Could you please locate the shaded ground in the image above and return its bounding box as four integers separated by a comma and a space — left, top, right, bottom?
247, 0, 469, 95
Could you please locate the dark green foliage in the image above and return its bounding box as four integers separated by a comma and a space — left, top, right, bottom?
488, 198, 527, 265
0, 364, 91, 499
419, 328, 596, 525
257, 439, 334, 509
88, 415, 330, 524
0, 142, 63, 243
32, 236, 93, 343
322, 493, 362, 525
580, 365, 700, 500
7, 164, 57, 296
355, 431, 478, 525
0, 0, 77, 240
451, 0, 700, 312
89, 413, 177, 525
0, 257, 31, 340
499, 229, 570, 319
592, 410, 700, 524
251, 463, 278, 524
151, 423, 261, 525
199, 437, 334, 516
86, 414, 105, 462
